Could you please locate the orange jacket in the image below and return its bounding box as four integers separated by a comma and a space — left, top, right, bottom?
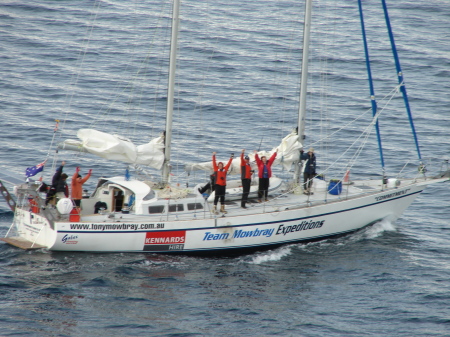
212, 155, 233, 186
71, 171, 92, 200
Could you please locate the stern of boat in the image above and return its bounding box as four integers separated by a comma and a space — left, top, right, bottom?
2, 207, 58, 250
1, 182, 59, 250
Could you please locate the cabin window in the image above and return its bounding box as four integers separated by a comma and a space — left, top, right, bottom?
143, 190, 156, 201
187, 203, 203, 211
148, 205, 165, 214
168, 204, 184, 212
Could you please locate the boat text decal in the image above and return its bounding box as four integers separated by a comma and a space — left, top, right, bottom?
203, 228, 275, 241
24, 223, 41, 234
62, 234, 79, 245
144, 230, 186, 251
375, 188, 411, 202
68, 223, 164, 231
276, 220, 325, 236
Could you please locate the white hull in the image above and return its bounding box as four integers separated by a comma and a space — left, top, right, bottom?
5, 176, 445, 253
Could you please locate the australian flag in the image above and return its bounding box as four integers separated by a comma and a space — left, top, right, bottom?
25, 160, 47, 178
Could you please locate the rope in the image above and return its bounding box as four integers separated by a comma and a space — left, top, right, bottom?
307, 84, 402, 179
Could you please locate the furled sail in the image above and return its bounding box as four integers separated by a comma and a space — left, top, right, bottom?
185, 132, 303, 175
59, 129, 165, 169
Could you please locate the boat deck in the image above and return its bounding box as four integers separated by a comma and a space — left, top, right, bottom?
76, 178, 399, 223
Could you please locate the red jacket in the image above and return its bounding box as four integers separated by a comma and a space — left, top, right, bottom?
71, 171, 92, 200
240, 153, 252, 180
213, 155, 233, 186
255, 152, 277, 179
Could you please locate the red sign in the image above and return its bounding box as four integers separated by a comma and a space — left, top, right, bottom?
145, 231, 186, 245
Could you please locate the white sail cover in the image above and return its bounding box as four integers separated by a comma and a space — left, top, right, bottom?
186, 132, 303, 175
60, 129, 165, 169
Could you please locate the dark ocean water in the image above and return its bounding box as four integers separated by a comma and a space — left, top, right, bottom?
1, 0, 450, 336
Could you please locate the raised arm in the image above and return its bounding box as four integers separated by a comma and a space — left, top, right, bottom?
224, 153, 234, 171
212, 152, 218, 171
268, 149, 278, 165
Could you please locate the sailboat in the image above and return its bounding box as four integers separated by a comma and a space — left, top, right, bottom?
1, 0, 449, 253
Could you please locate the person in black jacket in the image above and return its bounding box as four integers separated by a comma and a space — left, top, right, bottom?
45, 161, 69, 205
300, 148, 316, 195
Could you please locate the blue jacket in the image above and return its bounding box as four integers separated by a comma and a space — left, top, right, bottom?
301, 152, 316, 174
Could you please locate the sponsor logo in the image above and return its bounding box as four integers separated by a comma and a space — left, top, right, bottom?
143, 231, 186, 251
62, 234, 79, 244
145, 231, 186, 245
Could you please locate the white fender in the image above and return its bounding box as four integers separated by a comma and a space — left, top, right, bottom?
57, 198, 73, 214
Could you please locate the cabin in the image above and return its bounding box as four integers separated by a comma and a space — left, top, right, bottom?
82, 176, 205, 216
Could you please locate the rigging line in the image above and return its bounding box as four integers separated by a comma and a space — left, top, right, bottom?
381, 0, 422, 162
315, 124, 374, 180
343, 93, 399, 175
48, 0, 102, 172
171, 35, 183, 182
317, 124, 373, 179
347, 88, 402, 170
310, 89, 398, 178
317, 0, 331, 167
308, 82, 402, 151
46, 120, 60, 159
123, 0, 173, 139
59, 0, 102, 139
309, 106, 373, 149
358, 0, 385, 171
46, 120, 61, 174
192, 1, 220, 157
46, 3, 105, 177
103, 4, 162, 121
316, 0, 337, 171
90, 0, 170, 139
270, 0, 299, 141
347, 119, 377, 171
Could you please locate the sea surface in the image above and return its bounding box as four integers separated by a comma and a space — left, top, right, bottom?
1, 0, 450, 336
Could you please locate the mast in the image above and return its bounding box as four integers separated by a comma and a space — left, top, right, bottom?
162, 0, 181, 185
381, 0, 422, 162
294, 0, 312, 183
358, 0, 385, 172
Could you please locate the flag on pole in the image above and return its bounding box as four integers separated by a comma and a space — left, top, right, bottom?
25, 160, 47, 178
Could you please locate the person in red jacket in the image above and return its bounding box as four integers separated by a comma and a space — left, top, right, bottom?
254, 149, 278, 202
240, 149, 253, 209
212, 152, 233, 214
71, 166, 92, 210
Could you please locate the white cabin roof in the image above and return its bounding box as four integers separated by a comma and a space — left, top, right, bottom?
104, 176, 152, 200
